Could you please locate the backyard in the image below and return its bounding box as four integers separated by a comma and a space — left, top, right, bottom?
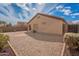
4, 31, 64, 56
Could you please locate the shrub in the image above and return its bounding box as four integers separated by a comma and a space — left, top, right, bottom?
0, 34, 9, 52
33, 30, 37, 33
64, 33, 79, 49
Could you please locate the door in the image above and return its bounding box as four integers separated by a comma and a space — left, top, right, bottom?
33, 24, 38, 32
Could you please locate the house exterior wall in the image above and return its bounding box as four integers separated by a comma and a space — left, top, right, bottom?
28, 15, 65, 35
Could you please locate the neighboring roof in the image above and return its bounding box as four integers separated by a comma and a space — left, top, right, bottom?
27, 13, 67, 24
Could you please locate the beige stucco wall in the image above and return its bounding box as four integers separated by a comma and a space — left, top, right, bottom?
28, 15, 65, 35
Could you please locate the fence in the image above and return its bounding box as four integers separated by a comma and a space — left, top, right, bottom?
63, 24, 79, 33
0, 26, 27, 32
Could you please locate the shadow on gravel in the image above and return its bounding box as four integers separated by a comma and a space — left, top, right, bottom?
25, 32, 63, 43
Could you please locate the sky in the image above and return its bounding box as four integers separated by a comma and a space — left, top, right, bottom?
0, 3, 79, 25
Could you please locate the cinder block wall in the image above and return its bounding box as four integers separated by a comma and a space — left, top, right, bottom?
0, 26, 27, 32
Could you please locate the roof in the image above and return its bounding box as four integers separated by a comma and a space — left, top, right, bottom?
27, 13, 67, 24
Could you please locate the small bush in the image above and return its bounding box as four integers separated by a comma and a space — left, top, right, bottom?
64, 33, 79, 49
33, 30, 37, 33
0, 34, 9, 52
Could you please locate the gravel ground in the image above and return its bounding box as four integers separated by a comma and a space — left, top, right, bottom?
4, 31, 64, 56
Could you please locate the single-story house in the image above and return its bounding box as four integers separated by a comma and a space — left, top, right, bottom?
27, 13, 67, 35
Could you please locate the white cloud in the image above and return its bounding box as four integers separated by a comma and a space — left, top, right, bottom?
36, 3, 45, 12
38, 3, 44, 5
18, 13, 23, 20
16, 3, 30, 11
56, 5, 72, 16
1, 3, 75, 25
71, 13, 79, 16
71, 16, 76, 18
65, 7, 71, 9
62, 9, 72, 15
16, 3, 41, 15
0, 3, 11, 7
70, 13, 79, 18
0, 6, 9, 16
33, 8, 37, 10
72, 20, 79, 24
0, 15, 20, 25
0, 4, 17, 18
56, 5, 63, 10
16, 3, 46, 15
0, 4, 22, 25
0, 3, 46, 24
14, 3, 46, 22
22, 10, 30, 18
58, 6, 79, 18
47, 4, 58, 13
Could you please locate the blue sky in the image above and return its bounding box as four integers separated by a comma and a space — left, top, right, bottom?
0, 3, 79, 24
